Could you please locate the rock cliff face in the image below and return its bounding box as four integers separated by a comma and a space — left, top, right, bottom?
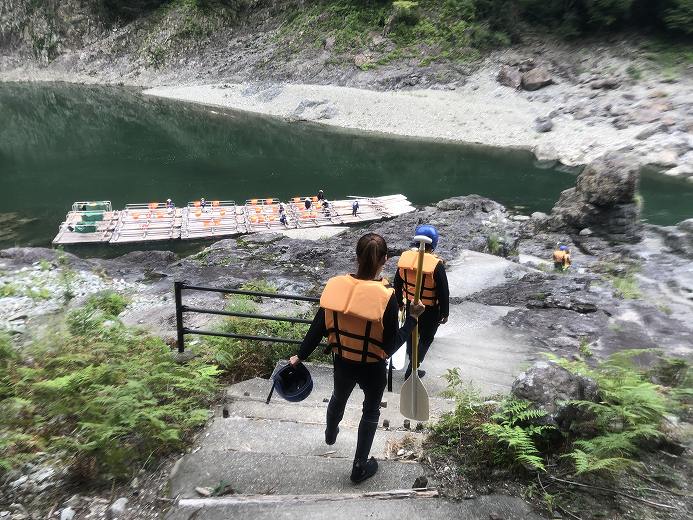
550, 152, 643, 243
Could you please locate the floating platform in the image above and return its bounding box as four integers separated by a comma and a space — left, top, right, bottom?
52, 195, 415, 246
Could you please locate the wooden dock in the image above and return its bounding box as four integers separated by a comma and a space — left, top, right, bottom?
52, 195, 416, 246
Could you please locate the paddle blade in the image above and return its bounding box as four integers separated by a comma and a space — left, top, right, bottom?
399, 375, 429, 421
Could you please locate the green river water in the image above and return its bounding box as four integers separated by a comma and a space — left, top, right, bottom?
0, 82, 691, 252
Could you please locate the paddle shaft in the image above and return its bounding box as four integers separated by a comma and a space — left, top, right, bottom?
411, 240, 427, 414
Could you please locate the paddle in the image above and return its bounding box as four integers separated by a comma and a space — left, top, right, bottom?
399, 235, 431, 422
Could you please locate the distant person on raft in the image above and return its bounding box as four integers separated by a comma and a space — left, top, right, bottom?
352, 200, 359, 217
289, 233, 424, 483
394, 224, 449, 379
304, 197, 312, 210
317, 189, 325, 202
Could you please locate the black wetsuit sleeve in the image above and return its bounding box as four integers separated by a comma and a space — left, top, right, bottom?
394, 270, 404, 308
297, 308, 326, 361
382, 294, 417, 357
435, 262, 449, 318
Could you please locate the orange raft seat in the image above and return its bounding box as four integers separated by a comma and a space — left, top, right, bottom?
212, 200, 220, 207
193, 201, 201, 208
148, 202, 158, 210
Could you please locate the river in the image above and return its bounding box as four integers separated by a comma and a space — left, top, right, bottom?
0, 82, 691, 251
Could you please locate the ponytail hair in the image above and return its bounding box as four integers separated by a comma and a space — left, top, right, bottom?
355, 233, 388, 280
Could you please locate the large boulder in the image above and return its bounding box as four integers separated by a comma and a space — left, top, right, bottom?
576, 152, 639, 207
521, 67, 553, 91
497, 65, 522, 89
512, 361, 599, 434
550, 152, 643, 243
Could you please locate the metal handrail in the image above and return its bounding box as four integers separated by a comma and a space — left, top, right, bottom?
174, 281, 396, 393
174, 281, 320, 353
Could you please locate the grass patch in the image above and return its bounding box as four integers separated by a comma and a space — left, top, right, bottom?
0, 281, 51, 301
578, 338, 593, 358
0, 283, 19, 298
486, 233, 501, 255
609, 273, 641, 299
641, 38, 693, 79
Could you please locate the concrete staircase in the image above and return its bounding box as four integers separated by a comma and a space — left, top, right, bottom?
165, 363, 544, 519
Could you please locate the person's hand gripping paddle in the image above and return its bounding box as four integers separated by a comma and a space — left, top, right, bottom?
400, 235, 431, 422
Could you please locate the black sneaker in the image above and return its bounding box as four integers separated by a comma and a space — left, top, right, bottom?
418, 369, 426, 378
350, 457, 378, 483
325, 426, 339, 445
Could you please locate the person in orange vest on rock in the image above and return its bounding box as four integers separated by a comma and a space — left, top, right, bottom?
394, 224, 449, 380
289, 233, 424, 483
553, 244, 572, 271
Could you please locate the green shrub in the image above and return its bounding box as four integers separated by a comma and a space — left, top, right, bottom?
194, 292, 327, 381
610, 273, 641, 299
0, 309, 218, 480
391, 1, 421, 26
432, 351, 685, 480
664, 0, 693, 33
85, 290, 130, 316
486, 233, 502, 255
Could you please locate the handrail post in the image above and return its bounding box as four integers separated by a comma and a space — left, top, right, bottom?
174, 281, 185, 353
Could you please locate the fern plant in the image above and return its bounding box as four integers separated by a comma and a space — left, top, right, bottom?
550, 350, 672, 476
480, 398, 555, 471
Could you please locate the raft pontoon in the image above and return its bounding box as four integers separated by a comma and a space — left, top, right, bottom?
52, 194, 415, 245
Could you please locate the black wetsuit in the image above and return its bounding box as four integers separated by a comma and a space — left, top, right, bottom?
394, 262, 449, 376
298, 291, 417, 463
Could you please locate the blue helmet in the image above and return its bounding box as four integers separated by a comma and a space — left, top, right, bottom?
559, 245, 569, 251
272, 363, 313, 402
414, 224, 439, 250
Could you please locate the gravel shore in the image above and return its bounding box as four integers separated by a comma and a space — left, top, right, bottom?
144, 63, 692, 172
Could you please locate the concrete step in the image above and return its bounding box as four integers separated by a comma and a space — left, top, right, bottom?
226, 362, 456, 417
193, 417, 422, 460
169, 451, 427, 499
225, 386, 454, 428
165, 493, 546, 520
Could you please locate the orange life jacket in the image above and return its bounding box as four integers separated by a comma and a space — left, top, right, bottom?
320, 275, 394, 363
552, 250, 571, 266
397, 250, 441, 306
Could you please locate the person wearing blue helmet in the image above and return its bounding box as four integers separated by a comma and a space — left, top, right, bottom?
289, 233, 424, 483
552, 244, 572, 271
394, 224, 450, 379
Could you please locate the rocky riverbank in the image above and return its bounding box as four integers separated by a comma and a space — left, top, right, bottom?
2, 153, 691, 358
1, 3, 692, 174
